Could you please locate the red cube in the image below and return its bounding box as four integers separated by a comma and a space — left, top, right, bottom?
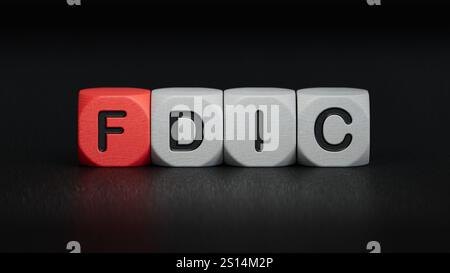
78, 87, 151, 167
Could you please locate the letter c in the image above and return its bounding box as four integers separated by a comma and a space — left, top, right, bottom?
314, 108, 352, 152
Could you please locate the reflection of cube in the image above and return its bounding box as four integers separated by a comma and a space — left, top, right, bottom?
297, 88, 370, 167
78, 88, 151, 167
151, 88, 223, 167
224, 88, 297, 167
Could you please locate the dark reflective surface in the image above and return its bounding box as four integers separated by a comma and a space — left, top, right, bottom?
73, 168, 156, 252
1, 149, 449, 252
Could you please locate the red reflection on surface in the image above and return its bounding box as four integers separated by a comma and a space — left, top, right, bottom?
73, 168, 156, 252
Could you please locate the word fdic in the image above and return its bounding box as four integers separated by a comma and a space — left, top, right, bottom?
78, 87, 370, 167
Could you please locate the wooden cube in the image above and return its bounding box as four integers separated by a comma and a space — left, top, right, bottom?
78, 87, 151, 167
151, 88, 223, 167
224, 88, 297, 167
297, 88, 370, 167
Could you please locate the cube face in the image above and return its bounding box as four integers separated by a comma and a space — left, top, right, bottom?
224, 88, 297, 167
297, 88, 370, 167
78, 88, 151, 167
151, 88, 223, 167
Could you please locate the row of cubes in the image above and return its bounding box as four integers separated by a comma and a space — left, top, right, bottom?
78, 87, 370, 167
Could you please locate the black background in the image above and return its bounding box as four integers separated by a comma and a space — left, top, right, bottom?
0, 1, 449, 252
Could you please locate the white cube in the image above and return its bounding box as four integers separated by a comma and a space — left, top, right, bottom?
224, 88, 297, 167
151, 88, 223, 167
297, 87, 370, 167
